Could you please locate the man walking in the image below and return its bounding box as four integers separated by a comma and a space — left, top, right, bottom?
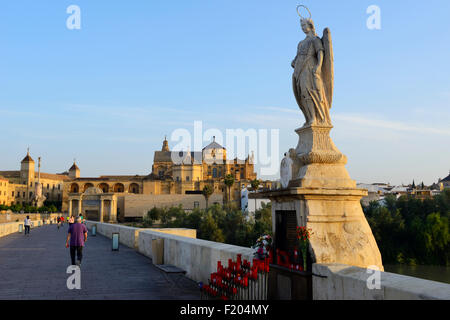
24, 216, 31, 235
65, 216, 88, 267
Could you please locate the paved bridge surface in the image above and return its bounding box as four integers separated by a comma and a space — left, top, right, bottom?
0, 224, 200, 300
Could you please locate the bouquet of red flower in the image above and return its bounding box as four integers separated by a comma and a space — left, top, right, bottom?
296, 226, 312, 271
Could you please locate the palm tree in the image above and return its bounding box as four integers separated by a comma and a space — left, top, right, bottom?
250, 179, 260, 212
202, 185, 213, 209
224, 174, 235, 204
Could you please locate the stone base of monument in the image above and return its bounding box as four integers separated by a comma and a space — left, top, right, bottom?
260, 124, 383, 299
260, 187, 383, 271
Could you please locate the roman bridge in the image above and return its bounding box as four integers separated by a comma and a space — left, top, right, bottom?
0, 216, 449, 300
0, 217, 199, 300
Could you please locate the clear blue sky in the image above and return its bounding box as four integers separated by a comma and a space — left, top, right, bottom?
0, 0, 449, 185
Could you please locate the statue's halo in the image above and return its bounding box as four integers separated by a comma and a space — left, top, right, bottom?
296, 5, 312, 20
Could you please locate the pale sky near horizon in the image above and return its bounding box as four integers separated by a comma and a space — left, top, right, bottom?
0, 0, 449, 185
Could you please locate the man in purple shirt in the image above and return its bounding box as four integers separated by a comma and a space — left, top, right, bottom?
65, 216, 88, 266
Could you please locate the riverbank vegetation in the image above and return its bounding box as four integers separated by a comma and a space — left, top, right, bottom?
363, 189, 450, 266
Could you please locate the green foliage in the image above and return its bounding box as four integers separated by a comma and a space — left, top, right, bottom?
0, 202, 59, 214
224, 174, 235, 188
250, 179, 260, 191
199, 213, 225, 243
202, 185, 213, 209
143, 202, 273, 248
224, 174, 235, 203
363, 190, 450, 266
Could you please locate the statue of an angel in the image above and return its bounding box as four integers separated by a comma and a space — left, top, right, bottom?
292, 6, 334, 126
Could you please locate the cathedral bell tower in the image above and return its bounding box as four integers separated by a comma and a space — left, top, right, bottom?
20, 149, 35, 186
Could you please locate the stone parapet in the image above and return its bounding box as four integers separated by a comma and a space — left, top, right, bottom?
313, 263, 450, 300
85, 221, 253, 284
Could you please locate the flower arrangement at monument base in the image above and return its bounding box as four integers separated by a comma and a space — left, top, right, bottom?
296, 226, 312, 271
251, 234, 272, 260
200, 253, 270, 300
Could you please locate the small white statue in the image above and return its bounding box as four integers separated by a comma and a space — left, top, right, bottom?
280, 151, 294, 189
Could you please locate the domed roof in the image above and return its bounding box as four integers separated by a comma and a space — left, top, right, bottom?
202, 136, 225, 150
83, 187, 103, 195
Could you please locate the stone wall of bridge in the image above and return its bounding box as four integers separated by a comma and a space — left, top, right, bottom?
0, 217, 58, 238
313, 263, 450, 300
0, 213, 60, 224
85, 221, 253, 284
83, 221, 450, 300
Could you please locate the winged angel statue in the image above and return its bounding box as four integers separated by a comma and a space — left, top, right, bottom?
292, 6, 334, 126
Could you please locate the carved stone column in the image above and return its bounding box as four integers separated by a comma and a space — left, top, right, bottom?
68, 199, 72, 216
78, 196, 83, 215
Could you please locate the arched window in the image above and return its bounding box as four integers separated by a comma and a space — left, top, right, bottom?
98, 183, 109, 193
129, 183, 139, 194
213, 168, 218, 178
83, 183, 94, 192
113, 183, 124, 193
70, 183, 79, 193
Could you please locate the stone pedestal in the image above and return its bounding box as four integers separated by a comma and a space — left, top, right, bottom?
262, 187, 383, 270
289, 125, 354, 189
261, 124, 383, 271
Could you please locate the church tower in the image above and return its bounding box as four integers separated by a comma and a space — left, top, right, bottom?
20, 149, 35, 185
68, 161, 80, 179
162, 136, 170, 152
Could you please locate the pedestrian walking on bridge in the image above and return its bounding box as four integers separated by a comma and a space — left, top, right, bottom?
65, 216, 88, 267
24, 216, 31, 235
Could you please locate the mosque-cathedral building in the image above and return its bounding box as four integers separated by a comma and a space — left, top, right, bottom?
0, 138, 267, 222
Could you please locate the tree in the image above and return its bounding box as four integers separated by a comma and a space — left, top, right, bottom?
199, 213, 225, 243
423, 212, 449, 265
250, 179, 260, 212
202, 185, 213, 209
224, 174, 235, 204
